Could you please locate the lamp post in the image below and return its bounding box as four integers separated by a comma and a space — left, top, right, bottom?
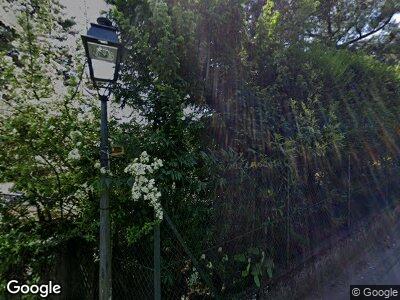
82, 17, 122, 300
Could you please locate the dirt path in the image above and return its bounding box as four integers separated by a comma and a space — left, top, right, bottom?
307, 220, 400, 300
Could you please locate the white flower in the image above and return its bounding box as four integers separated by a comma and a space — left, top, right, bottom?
125, 151, 164, 220
139, 91, 149, 101
141, 151, 149, 163
67, 148, 81, 161
80, 182, 94, 193
94, 162, 101, 169
78, 110, 95, 123
74, 189, 86, 200
69, 130, 82, 140
93, 252, 99, 262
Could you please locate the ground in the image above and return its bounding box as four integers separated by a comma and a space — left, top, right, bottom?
266, 211, 400, 300
309, 216, 400, 299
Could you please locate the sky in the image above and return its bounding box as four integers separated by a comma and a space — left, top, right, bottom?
61, 0, 136, 125
0, 0, 117, 194
61, 0, 109, 35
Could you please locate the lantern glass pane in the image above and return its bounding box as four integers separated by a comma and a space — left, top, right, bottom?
91, 59, 116, 81
88, 42, 118, 63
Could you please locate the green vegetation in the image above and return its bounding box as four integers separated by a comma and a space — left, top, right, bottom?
0, 0, 399, 297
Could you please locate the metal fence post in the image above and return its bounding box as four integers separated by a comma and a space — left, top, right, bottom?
154, 223, 161, 300
163, 212, 219, 298
347, 154, 351, 230
285, 165, 291, 267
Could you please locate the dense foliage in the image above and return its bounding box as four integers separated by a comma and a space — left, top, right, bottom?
0, 0, 101, 294
108, 0, 399, 295
0, 0, 399, 298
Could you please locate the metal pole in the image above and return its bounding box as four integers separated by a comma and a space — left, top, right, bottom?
347, 154, 351, 230
99, 94, 112, 300
154, 223, 161, 300
285, 164, 291, 268
163, 212, 219, 298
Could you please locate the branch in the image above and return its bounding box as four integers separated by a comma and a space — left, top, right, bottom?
337, 16, 393, 48
1, 98, 24, 114
66, 61, 86, 105
37, 154, 64, 219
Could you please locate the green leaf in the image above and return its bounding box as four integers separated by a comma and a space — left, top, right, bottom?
248, 247, 260, 255
267, 266, 273, 279
241, 261, 251, 277
251, 263, 262, 276
241, 269, 248, 277
254, 275, 260, 287
234, 253, 246, 262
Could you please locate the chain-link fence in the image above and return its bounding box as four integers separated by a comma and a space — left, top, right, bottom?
1, 154, 399, 299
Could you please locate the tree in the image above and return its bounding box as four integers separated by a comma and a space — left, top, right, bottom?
0, 0, 102, 292
262, 0, 400, 60
1, 0, 399, 297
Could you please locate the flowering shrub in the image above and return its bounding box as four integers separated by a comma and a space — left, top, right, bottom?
67, 148, 81, 161
0, 0, 105, 290
124, 151, 164, 220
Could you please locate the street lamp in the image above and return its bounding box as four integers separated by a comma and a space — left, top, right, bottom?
82, 17, 122, 84
82, 17, 122, 300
